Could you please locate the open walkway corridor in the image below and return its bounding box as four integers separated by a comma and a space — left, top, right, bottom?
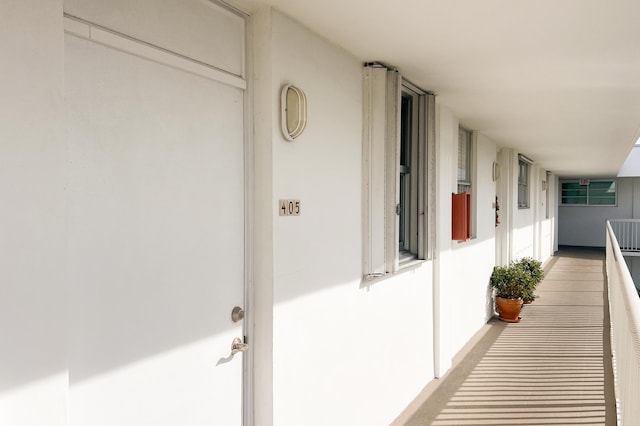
399, 248, 617, 425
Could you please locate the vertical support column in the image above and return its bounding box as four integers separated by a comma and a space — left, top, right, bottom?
432, 104, 457, 377
250, 8, 274, 426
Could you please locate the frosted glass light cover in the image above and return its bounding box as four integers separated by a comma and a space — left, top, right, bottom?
281, 84, 307, 141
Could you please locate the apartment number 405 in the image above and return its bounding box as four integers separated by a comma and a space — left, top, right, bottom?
279, 199, 301, 216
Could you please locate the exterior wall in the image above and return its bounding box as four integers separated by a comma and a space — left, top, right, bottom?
514, 207, 535, 259
256, 11, 435, 425
434, 109, 498, 376
559, 177, 635, 247
433, 105, 456, 376
260, 16, 507, 420
0, 2, 67, 425
497, 148, 556, 264
539, 171, 558, 260
513, 156, 535, 260
495, 148, 514, 265
0, 4, 568, 425
447, 131, 498, 361
251, 8, 275, 426
530, 166, 556, 262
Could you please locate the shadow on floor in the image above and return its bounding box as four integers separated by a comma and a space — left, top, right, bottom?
393, 247, 616, 426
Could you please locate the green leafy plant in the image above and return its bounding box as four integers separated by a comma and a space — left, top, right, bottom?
490, 263, 533, 300
514, 257, 544, 284
513, 257, 544, 302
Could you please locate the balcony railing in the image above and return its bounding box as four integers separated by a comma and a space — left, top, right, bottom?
605, 220, 640, 425
609, 219, 640, 255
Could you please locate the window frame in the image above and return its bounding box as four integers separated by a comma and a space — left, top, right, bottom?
457, 127, 472, 194
560, 179, 617, 206
362, 64, 434, 279
545, 171, 551, 219
518, 156, 531, 209
456, 126, 476, 239
397, 86, 422, 258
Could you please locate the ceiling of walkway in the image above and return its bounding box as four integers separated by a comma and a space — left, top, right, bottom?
237, 0, 640, 177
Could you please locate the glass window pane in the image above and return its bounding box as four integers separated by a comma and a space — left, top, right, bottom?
561, 182, 587, 204
457, 129, 470, 183
561, 180, 616, 205
518, 160, 529, 207
588, 181, 616, 205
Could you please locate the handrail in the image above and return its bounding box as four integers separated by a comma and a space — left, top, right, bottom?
605, 220, 640, 425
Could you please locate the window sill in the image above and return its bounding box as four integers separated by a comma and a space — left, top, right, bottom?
399, 250, 423, 270
456, 236, 477, 244
362, 253, 428, 284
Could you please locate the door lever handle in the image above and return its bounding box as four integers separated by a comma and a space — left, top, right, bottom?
231, 337, 248, 355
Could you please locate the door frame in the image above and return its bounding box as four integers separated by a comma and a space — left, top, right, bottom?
63, 0, 254, 422
236, 1, 254, 425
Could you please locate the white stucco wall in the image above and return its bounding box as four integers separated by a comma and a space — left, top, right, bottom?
537, 170, 557, 261
559, 178, 634, 247
435, 110, 498, 374
495, 148, 513, 265
433, 105, 456, 376
255, 10, 435, 425
251, 8, 276, 426
513, 158, 535, 260
0, 2, 67, 425
500, 150, 556, 263
0, 4, 567, 424
528, 165, 556, 262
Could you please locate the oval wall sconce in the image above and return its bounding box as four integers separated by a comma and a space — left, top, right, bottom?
281, 84, 307, 141
492, 161, 501, 181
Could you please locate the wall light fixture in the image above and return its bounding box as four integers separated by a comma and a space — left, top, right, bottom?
281, 84, 307, 141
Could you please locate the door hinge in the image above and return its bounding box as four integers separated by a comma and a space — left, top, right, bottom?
396, 204, 401, 215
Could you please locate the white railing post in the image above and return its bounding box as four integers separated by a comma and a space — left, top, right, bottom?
606, 220, 640, 425
609, 219, 640, 253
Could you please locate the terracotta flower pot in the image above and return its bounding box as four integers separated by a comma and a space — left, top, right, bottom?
495, 296, 523, 323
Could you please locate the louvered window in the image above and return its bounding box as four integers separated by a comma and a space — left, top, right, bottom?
561, 179, 616, 206
457, 128, 472, 194
362, 63, 435, 278
518, 156, 531, 208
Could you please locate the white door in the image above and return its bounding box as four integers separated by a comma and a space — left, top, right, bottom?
65, 22, 246, 425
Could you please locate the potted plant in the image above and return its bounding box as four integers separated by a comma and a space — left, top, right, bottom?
490, 263, 532, 322
514, 257, 544, 303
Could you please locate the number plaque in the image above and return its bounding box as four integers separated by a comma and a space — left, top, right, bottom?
279, 199, 301, 216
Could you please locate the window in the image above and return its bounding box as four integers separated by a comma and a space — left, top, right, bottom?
457, 127, 472, 194
561, 179, 617, 206
398, 93, 415, 254
518, 156, 530, 208
545, 171, 551, 219
362, 63, 435, 277
456, 126, 475, 239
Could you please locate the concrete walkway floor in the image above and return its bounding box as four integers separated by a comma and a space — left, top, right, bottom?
397, 247, 617, 426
